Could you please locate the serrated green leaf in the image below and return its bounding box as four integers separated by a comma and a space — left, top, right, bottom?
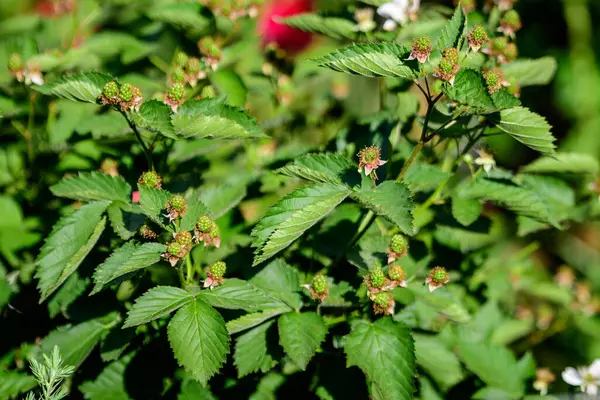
34, 72, 114, 103
444, 69, 495, 112
91, 242, 165, 294
180, 196, 212, 231
251, 183, 351, 266
48, 272, 90, 318
227, 307, 292, 335
197, 184, 247, 219
501, 57, 557, 87
522, 152, 599, 174
79, 353, 134, 400
413, 334, 464, 391
50, 172, 131, 202
279, 14, 358, 40
197, 279, 287, 311
250, 260, 303, 310
459, 177, 555, 225
404, 164, 451, 193
313, 43, 418, 79
40, 314, 119, 368
0, 371, 37, 398
343, 319, 415, 400
277, 153, 355, 185
36, 201, 109, 302
100, 328, 135, 362
129, 100, 177, 139
249, 372, 285, 400
491, 89, 521, 110
146, 2, 210, 36
457, 341, 524, 397
171, 99, 266, 140
168, 298, 230, 385
409, 286, 471, 323
451, 195, 482, 226
278, 312, 327, 370
124, 286, 193, 328
178, 380, 217, 400
436, 6, 467, 51
138, 186, 171, 227
490, 319, 533, 346
490, 107, 556, 155
351, 181, 414, 235
210, 70, 248, 108
107, 202, 146, 240
234, 320, 277, 377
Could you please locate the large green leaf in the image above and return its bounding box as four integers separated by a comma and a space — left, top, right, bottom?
171, 99, 266, 140
458, 177, 556, 226
36, 201, 109, 302
180, 195, 212, 231
91, 242, 166, 294
227, 307, 292, 335
313, 43, 418, 79
403, 164, 451, 193
107, 202, 146, 240
123, 286, 193, 328
146, 2, 210, 36
278, 312, 327, 370
490, 107, 556, 156
50, 172, 131, 202
457, 341, 524, 397
251, 183, 351, 266
343, 318, 415, 400
40, 314, 119, 368
451, 194, 482, 226
279, 13, 358, 40
234, 320, 277, 377
130, 100, 177, 139
0, 371, 37, 399
351, 181, 414, 235
276, 153, 355, 185
443, 69, 495, 112
168, 298, 230, 385
47, 272, 90, 318
250, 259, 303, 310
501, 57, 557, 87
138, 186, 171, 227
522, 152, 599, 174
79, 353, 133, 400
197, 183, 246, 219
34, 72, 114, 103
413, 334, 464, 391
197, 279, 287, 311
178, 380, 217, 400
436, 6, 467, 51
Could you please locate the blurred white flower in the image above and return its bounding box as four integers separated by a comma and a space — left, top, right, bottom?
474, 149, 496, 174
562, 359, 600, 395
377, 0, 420, 31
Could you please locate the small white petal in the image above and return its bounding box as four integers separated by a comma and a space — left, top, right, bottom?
586, 384, 598, 395
382, 19, 397, 32
589, 359, 600, 378
377, 2, 408, 23
562, 368, 584, 386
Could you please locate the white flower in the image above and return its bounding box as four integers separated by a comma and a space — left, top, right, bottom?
474, 149, 496, 174
377, 0, 420, 30
562, 359, 600, 395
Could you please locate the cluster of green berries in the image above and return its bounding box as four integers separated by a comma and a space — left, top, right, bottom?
390, 235, 406, 254
168, 195, 186, 212
500, 10, 522, 36
167, 84, 185, 102
100, 81, 142, 110
210, 261, 227, 279
167, 242, 183, 257
435, 48, 460, 85
373, 292, 393, 308
468, 25, 489, 53
138, 171, 162, 188
197, 216, 213, 232
8, 52, 22, 72
426, 266, 450, 291
312, 275, 328, 295
102, 81, 119, 100
194, 215, 221, 247
175, 230, 193, 246
369, 266, 386, 289
388, 265, 407, 282
484, 70, 503, 94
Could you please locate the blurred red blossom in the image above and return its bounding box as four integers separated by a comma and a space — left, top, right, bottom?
258, 0, 314, 54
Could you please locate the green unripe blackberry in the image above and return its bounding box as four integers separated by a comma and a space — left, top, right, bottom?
167, 242, 182, 256
431, 267, 448, 283
390, 234, 407, 254
171, 67, 185, 84
468, 25, 488, 44
168, 195, 186, 212
442, 47, 459, 65
492, 37, 508, 52
388, 265, 407, 282
139, 171, 161, 188
8, 52, 22, 71
504, 43, 518, 61
201, 85, 216, 99
502, 10, 521, 27
167, 84, 185, 102
174, 51, 188, 67
210, 261, 226, 279
175, 230, 193, 246
197, 216, 213, 233
373, 292, 392, 307
485, 71, 501, 94
119, 83, 134, 102
369, 266, 385, 288
312, 275, 328, 294
186, 57, 201, 74
438, 58, 454, 75
412, 36, 431, 52
209, 223, 220, 238
102, 81, 119, 99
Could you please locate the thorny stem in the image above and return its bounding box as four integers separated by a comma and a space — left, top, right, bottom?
121, 111, 155, 171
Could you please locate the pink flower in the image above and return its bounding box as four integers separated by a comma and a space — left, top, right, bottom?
258, 0, 314, 54
132, 191, 140, 203
357, 146, 387, 179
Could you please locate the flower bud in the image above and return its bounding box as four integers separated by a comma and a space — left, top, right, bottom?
388, 234, 408, 264
174, 51, 188, 67
387, 265, 407, 287
8, 52, 22, 72
170, 67, 185, 84
484, 70, 502, 94
196, 216, 213, 233
369, 266, 385, 289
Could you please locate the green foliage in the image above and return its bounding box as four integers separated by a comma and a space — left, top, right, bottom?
50, 172, 131, 202
123, 286, 193, 328
34, 72, 114, 103
490, 107, 556, 155
278, 312, 327, 370
436, 6, 467, 51
279, 14, 359, 40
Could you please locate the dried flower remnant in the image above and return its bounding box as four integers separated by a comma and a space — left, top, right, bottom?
425, 266, 449, 292
204, 261, 226, 289
357, 146, 387, 179
408, 36, 431, 64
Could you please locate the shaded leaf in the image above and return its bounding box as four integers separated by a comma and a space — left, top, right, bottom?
404, 164, 450, 193
234, 320, 277, 377
47, 272, 89, 318
0, 372, 37, 399
451, 195, 482, 226
139, 186, 171, 227
79, 353, 134, 400
107, 202, 146, 241
197, 279, 287, 311
123, 286, 193, 328
278, 312, 327, 370
227, 307, 292, 335
413, 334, 464, 391
522, 152, 599, 174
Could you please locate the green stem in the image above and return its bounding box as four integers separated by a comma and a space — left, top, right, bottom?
121, 111, 155, 171
177, 265, 186, 287
186, 254, 194, 283
396, 141, 424, 182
